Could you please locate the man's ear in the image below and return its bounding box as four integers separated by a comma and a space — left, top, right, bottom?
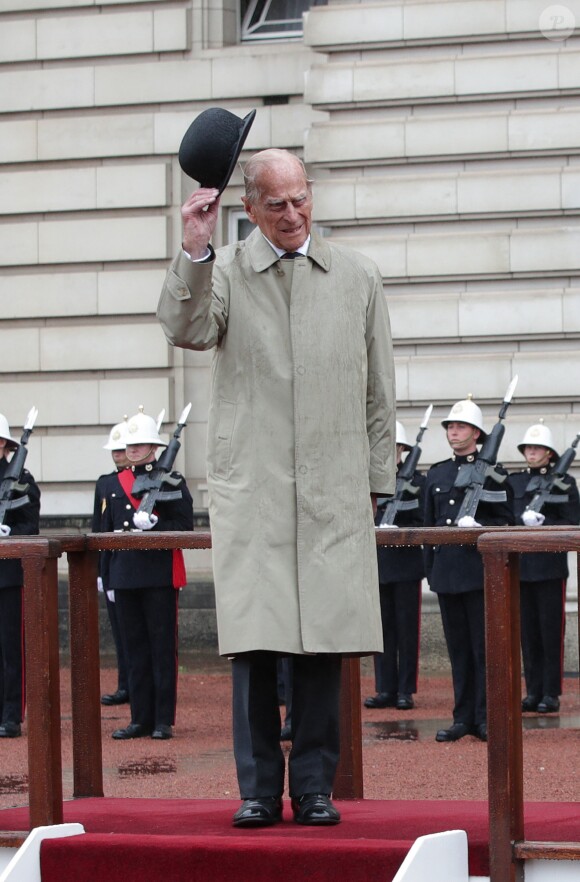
242, 196, 257, 225
473, 428, 481, 442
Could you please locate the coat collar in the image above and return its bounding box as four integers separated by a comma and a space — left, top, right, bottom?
246, 228, 331, 273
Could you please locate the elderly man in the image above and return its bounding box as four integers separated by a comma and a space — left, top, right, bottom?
158, 148, 395, 827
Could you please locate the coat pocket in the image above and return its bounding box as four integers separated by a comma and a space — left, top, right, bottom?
211, 399, 237, 479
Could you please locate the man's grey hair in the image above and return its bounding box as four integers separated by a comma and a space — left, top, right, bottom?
242, 149, 314, 204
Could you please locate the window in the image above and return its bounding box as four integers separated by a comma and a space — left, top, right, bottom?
229, 210, 256, 243
241, 0, 326, 41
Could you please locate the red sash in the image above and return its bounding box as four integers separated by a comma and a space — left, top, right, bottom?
117, 468, 186, 589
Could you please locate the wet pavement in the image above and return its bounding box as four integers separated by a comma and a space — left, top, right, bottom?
364, 713, 580, 742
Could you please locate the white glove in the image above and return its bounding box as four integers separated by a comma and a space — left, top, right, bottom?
97, 576, 104, 593
106, 590, 115, 603
457, 515, 481, 528
133, 511, 158, 531
0, 524, 11, 537
522, 509, 545, 526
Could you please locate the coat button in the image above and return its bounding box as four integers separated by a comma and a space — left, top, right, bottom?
449, 499, 455, 505
297, 365, 305, 376
123, 521, 130, 528
126, 504, 132, 510
446, 518, 452, 525
299, 465, 307, 474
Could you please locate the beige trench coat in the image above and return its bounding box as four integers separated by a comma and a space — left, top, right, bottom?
158, 229, 396, 655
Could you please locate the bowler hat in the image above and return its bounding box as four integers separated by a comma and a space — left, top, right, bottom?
178, 107, 256, 194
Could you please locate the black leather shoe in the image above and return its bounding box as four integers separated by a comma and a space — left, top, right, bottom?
435, 722, 470, 743
151, 725, 172, 740
364, 692, 397, 709
111, 723, 151, 740
396, 693, 414, 710
292, 794, 341, 826
101, 689, 129, 706
232, 797, 283, 828
522, 695, 540, 712
537, 695, 560, 713
473, 723, 487, 741
0, 722, 22, 738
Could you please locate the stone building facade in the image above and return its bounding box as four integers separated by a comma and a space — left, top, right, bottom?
1, 0, 579, 558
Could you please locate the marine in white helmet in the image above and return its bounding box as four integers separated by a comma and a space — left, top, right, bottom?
423, 394, 513, 744
507, 421, 580, 714
94, 417, 131, 708
100, 406, 193, 742
0, 411, 41, 738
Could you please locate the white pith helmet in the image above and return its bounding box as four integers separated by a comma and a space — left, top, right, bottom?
103, 419, 128, 451
517, 422, 558, 458
441, 395, 487, 440
0, 413, 18, 449
125, 406, 167, 447
395, 421, 412, 451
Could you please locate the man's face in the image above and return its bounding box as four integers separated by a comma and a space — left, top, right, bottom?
242, 160, 312, 252
126, 443, 157, 465
523, 445, 552, 469
446, 421, 480, 455
111, 448, 130, 467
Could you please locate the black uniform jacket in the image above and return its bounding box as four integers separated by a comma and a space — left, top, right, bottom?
0, 459, 41, 588
375, 467, 425, 583
100, 463, 193, 590
92, 470, 123, 588
507, 466, 580, 581
423, 453, 514, 594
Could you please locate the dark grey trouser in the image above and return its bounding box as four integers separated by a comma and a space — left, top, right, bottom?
232, 651, 342, 799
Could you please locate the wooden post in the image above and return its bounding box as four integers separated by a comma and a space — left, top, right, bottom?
334, 656, 363, 798
22, 550, 63, 828
482, 544, 524, 882
67, 545, 103, 798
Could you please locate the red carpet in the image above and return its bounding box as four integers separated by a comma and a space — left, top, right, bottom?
0, 798, 578, 882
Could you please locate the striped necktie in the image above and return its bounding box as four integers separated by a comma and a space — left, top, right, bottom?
281, 252, 301, 259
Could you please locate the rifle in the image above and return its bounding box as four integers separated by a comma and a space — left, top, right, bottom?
131, 403, 191, 516
380, 405, 432, 526
0, 407, 38, 527
453, 376, 518, 523
525, 432, 580, 513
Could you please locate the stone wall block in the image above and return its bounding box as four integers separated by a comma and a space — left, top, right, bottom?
95, 60, 211, 107
0, 66, 95, 113
97, 268, 166, 315
0, 327, 40, 372
305, 119, 406, 163
99, 376, 171, 424
96, 163, 169, 209
36, 11, 153, 60
40, 322, 170, 371
0, 271, 98, 318
38, 113, 155, 161
0, 19, 36, 62
0, 222, 39, 266
38, 216, 169, 264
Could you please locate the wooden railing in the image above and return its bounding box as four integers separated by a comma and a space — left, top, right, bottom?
1, 527, 578, 882
0, 537, 62, 830
479, 527, 580, 882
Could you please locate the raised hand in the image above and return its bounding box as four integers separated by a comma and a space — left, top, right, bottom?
182, 187, 221, 259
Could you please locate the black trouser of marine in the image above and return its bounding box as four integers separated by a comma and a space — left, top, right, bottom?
105, 592, 129, 694
520, 578, 565, 698
438, 589, 486, 727
0, 586, 24, 726
374, 580, 421, 696
114, 586, 178, 730
232, 651, 342, 799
